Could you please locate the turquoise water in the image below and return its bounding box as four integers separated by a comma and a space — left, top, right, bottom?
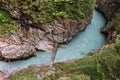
0, 10, 106, 69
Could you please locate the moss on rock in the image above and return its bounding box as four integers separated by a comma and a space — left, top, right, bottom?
0, 0, 95, 24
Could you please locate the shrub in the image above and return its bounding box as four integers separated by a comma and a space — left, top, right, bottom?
0, 0, 95, 24
0, 10, 16, 34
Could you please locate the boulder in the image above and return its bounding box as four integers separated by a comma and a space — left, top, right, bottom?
35, 41, 54, 52
101, 21, 112, 34
1, 44, 36, 60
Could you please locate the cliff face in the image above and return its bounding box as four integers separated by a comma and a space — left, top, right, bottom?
96, 0, 119, 43
8, 1, 120, 80
96, 0, 118, 20
0, 0, 95, 60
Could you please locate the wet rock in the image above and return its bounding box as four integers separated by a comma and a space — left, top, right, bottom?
97, 0, 118, 43
35, 41, 54, 52
1, 44, 36, 60
0, 11, 92, 60
96, 0, 118, 20
106, 31, 117, 43
42, 18, 92, 43
101, 20, 117, 43
88, 49, 100, 55
0, 16, 92, 60
0, 0, 94, 61
101, 21, 112, 34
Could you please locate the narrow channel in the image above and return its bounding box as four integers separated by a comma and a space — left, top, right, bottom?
0, 10, 106, 70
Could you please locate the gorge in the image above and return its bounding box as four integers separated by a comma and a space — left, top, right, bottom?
0, 0, 120, 80
0, 10, 106, 79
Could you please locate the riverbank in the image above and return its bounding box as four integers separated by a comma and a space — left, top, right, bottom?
9, 0, 120, 80
10, 40, 120, 80
0, 0, 95, 61
96, 0, 118, 43
2, 0, 120, 79
0, 10, 106, 72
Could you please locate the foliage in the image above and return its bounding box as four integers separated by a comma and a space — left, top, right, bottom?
9, 0, 120, 79
0, 10, 16, 34
112, 11, 120, 34
10, 67, 38, 80
10, 39, 120, 80
0, 0, 95, 24
111, 0, 120, 34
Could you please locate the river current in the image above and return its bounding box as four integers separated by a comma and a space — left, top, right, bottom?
0, 10, 106, 69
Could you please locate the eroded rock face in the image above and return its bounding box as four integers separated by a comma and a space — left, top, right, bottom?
35, 41, 54, 52
96, 0, 118, 20
0, 16, 92, 60
0, 0, 94, 60
0, 39, 36, 60
1, 45, 36, 60
101, 21, 112, 34
41, 19, 91, 43
97, 0, 118, 43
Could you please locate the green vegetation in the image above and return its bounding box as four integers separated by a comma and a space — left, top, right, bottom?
0, 0, 95, 24
10, 67, 38, 80
10, 38, 120, 80
111, 0, 120, 34
112, 11, 120, 34
10, 0, 120, 79
2, 0, 120, 80
0, 0, 95, 34
0, 10, 16, 34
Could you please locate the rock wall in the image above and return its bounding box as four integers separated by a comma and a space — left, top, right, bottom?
96, 0, 118, 43
0, 0, 95, 60
0, 15, 92, 60
96, 0, 118, 20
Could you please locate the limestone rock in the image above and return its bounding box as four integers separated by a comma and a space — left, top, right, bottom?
0, 42, 9, 51
0, 0, 93, 60
0, 16, 92, 60
35, 41, 54, 52
42, 18, 92, 43
1, 44, 36, 60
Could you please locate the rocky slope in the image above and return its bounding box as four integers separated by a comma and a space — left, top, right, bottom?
0, 17, 92, 60
96, 0, 118, 20
8, 0, 120, 79
96, 0, 118, 43
0, 0, 95, 60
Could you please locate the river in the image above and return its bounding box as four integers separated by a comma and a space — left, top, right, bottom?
0, 10, 106, 70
